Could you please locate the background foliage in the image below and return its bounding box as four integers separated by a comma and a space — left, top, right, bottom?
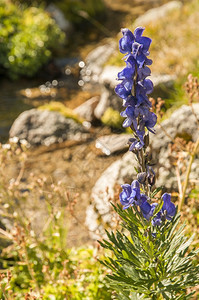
0, 0, 65, 78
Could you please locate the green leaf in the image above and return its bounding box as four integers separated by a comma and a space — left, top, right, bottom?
151, 187, 163, 198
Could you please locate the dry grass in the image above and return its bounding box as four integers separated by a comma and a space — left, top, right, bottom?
145, 0, 199, 76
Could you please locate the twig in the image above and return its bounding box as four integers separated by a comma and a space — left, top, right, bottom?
175, 162, 183, 200
179, 137, 199, 210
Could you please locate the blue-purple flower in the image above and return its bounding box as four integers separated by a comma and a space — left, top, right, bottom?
161, 193, 176, 220
120, 180, 148, 209
120, 180, 176, 226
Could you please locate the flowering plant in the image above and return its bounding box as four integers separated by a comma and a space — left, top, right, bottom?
99, 27, 199, 299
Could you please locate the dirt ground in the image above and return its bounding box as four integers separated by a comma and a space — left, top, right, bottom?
21, 127, 124, 247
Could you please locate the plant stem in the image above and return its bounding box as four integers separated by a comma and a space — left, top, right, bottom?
22, 240, 40, 294
179, 137, 199, 210
140, 148, 149, 196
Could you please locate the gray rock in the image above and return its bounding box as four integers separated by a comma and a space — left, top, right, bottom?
74, 96, 99, 122
95, 134, 132, 156
94, 66, 122, 119
86, 104, 199, 238
134, 1, 182, 26
9, 109, 88, 146
46, 4, 73, 34
81, 42, 117, 83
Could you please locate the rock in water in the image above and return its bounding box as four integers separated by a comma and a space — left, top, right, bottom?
9, 109, 87, 146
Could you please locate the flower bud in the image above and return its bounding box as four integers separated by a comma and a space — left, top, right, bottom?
147, 166, 156, 186
137, 172, 147, 184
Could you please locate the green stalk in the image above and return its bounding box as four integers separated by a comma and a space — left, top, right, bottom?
179, 137, 199, 210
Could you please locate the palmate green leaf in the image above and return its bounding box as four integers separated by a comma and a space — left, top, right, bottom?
165, 212, 181, 240
123, 237, 146, 264
100, 197, 199, 299
117, 292, 131, 300
106, 229, 122, 249
116, 235, 144, 268
107, 275, 148, 296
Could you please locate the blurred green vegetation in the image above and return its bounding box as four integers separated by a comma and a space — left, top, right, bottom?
0, 0, 65, 79
101, 107, 124, 129
1, 221, 112, 299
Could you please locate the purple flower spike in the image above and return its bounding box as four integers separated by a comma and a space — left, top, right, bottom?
116, 26, 156, 151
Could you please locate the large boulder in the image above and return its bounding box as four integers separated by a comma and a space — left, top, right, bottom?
86, 104, 199, 238
9, 109, 88, 146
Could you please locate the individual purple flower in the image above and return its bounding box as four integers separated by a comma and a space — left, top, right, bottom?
129, 136, 144, 150
140, 202, 157, 221
151, 194, 176, 225
119, 27, 152, 60
119, 28, 135, 54
117, 61, 135, 80
137, 108, 157, 134
134, 27, 152, 54
137, 66, 151, 80
120, 180, 147, 209
120, 184, 134, 209
152, 211, 162, 226
162, 193, 176, 220
120, 106, 137, 129
115, 80, 133, 99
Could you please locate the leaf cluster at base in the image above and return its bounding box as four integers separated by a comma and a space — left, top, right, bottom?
99, 204, 199, 299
